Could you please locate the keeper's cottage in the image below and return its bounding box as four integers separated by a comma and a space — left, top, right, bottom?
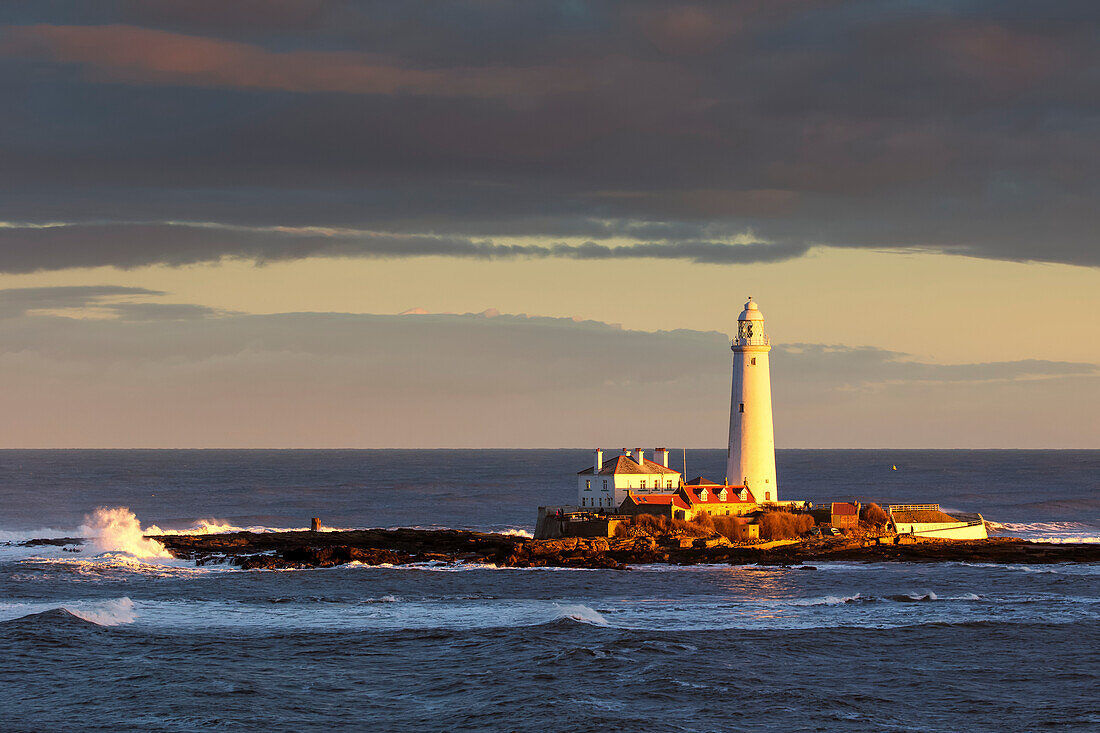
577, 448, 681, 509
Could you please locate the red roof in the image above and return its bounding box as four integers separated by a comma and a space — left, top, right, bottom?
831, 502, 858, 516
624, 493, 690, 510
679, 485, 754, 505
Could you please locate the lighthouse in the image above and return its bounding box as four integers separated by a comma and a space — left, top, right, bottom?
726, 297, 778, 502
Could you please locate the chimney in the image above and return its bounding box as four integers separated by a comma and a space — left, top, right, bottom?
622, 448, 632, 458
656, 448, 669, 467
635, 448, 645, 467
593, 449, 603, 474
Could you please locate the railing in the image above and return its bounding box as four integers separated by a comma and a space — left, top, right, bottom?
732, 335, 770, 348
888, 504, 941, 513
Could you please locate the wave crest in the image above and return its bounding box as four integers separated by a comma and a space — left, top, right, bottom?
80, 507, 170, 560
553, 604, 609, 626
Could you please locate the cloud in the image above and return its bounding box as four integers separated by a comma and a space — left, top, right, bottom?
118, 0, 332, 32
107, 302, 229, 320
0, 292, 1095, 447
0, 221, 808, 272
0, 24, 602, 99
0, 285, 223, 320
0, 2, 1098, 268
0, 285, 163, 318
774, 343, 1098, 388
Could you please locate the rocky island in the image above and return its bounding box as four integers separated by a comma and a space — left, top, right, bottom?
149, 528, 1100, 570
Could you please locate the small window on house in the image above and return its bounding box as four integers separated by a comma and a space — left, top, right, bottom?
739, 403, 745, 413
666, 480, 673, 489
585, 480, 591, 490
639, 480, 646, 490
602, 480, 608, 490
765, 492, 771, 501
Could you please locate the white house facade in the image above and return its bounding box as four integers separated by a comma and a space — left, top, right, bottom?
576, 448, 682, 509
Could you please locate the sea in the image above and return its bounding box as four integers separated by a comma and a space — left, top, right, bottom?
1, 449, 1097, 732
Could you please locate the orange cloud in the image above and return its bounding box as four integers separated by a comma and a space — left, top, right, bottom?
1, 24, 597, 98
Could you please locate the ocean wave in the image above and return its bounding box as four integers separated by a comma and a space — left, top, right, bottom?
14, 553, 231, 578
0, 597, 135, 626
889, 591, 939, 602
787, 591, 984, 607
988, 520, 1100, 543
788, 594, 867, 606
148, 520, 355, 535
341, 560, 600, 572
552, 604, 610, 626
0, 528, 79, 544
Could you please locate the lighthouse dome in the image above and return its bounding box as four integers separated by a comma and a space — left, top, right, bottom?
738, 297, 764, 321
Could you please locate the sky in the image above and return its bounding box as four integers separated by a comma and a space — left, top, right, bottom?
0, 1, 1097, 448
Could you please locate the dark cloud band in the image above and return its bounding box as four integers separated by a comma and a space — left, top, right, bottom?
0, 222, 808, 272
0, 2, 1098, 269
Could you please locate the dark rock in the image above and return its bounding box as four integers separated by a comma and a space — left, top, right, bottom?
150, 529, 1100, 571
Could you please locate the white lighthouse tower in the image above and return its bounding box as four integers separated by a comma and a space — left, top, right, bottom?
726, 297, 778, 502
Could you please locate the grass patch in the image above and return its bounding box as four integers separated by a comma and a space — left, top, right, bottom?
860, 502, 889, 526
617, 514, 713, 538
759, 511, 815, 540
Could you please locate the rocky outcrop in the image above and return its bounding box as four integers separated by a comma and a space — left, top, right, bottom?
152, 529, 1100, 570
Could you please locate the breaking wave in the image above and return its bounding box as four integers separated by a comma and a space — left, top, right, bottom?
66, 597, 136, 626
989, 520, 1100, 543
789, 592, 983, 606
80, 507, 171, 559
789, 594, 866, 606
552, 604, 610, 626
0, 597, 135, 626
146, 519, 351, 535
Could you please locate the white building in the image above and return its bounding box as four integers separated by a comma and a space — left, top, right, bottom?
576, 448, 682, 509
726, 297, 779, 503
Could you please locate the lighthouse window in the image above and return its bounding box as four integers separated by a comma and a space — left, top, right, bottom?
751, 358, 756, 365
739, 403, 745, 413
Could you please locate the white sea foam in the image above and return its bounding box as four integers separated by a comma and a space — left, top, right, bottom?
0, 528, 77, 543
146, 519, 354, 535
553, 604, 610, 626
789, 594, 864, 606
80, 507, 171, 559
989, 521, 1100, 543
0, 597, 136, 626
67, 597, 136, 626
20, 554, 227, 578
